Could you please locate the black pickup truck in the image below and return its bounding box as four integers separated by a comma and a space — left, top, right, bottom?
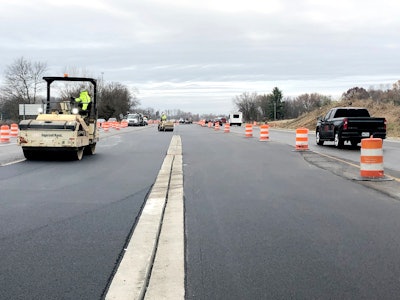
316, 107, 386, 147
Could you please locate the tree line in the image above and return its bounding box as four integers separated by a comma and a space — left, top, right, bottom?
233, 82, 400, 123
0, 57, 204, 123
0, 57, 140, 122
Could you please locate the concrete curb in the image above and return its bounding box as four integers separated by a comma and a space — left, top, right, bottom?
145, 153, 184, 299
105, 135, 183, 300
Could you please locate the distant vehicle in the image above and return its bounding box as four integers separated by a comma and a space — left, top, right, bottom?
126, 113, 144, 126
229, 112, 243, 126
158, 120, 174, 131
179, 118, 185, 124
184, 118, 193, 124
316, 107, 386, 148
213, 118, 223, 126
143, 116, 148, 125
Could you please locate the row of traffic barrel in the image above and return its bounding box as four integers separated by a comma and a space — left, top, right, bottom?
198, 121, 387, 181
0, 119, 130, 142
0, 124, 19, 143
98, 119, 159, 131
97, 120, 129, 132
199, 121, 288, 143
200, 121, 310, 146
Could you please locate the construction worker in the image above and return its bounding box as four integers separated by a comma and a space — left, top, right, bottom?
75, 90, 91, 111
161, 112, 167, 121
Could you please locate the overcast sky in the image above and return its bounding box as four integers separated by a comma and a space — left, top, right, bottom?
1, 0, 400, 114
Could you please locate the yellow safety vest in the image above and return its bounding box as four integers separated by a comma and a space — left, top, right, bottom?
75, 91, 91, 110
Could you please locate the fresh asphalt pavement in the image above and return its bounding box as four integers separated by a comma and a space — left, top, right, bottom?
1, 124, 400, 299
0, 126, 174, 299
179, 124, 400, 299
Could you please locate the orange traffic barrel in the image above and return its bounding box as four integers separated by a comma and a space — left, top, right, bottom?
259, 124, 269, 141
245, 124, 253, 137
295, 128, 309, 150
214, 122, 220, 131
360, 137, 384, 178
0, 125, 10, 143
208, 121, 212, 128
103, 122, 110, 132
115, 122, 120, 130
10, 123, 19, 137
224, 123, 230, 133
253, 121, 257, 126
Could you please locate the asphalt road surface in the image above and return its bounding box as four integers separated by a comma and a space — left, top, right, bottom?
0, 126, 173, 299
1, 123, 400, 299
182, 124, 400, 299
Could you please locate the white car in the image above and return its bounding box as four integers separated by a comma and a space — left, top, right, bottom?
126, 113, 144, 126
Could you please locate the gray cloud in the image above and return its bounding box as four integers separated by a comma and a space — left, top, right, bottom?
1, 0, 400, 114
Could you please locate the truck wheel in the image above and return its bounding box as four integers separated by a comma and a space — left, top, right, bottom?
350, 140, 359, 147
23, 149, 35, 160
84, 143, 96, 155
75, 148, 84, 160
334, 133, 344, 148
316, 131, 324, 145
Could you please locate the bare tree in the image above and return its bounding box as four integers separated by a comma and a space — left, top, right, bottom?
298, 93, 331, 111
342, 87, 370, 101
258, 94, 269, 120
283, 93, 331, 119
2, 57, 47, 104
393, 80, 400, 91
97, 82, 140, 120
57, 67, 97, 101
233, 92, 259, 121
